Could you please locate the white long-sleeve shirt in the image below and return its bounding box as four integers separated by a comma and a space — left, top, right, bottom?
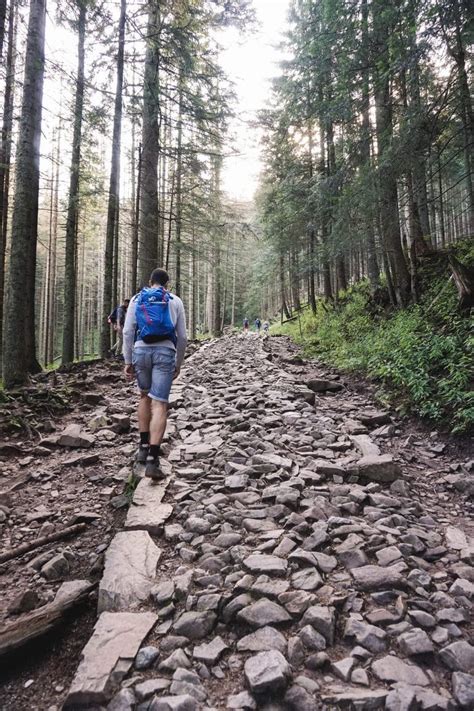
123, 289, 187, 368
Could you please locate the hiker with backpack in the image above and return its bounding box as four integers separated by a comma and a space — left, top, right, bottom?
109, 298, 130, 357
122, 268, 187, 479
243, 317, 249, 333
254, 317, 261, 333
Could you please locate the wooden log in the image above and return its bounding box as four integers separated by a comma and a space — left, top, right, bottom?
0, 580, 95, 657
0, 522, 86, 564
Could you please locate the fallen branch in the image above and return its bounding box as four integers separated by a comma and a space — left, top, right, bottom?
0, 580, 96, 657
0, 523, 87, 565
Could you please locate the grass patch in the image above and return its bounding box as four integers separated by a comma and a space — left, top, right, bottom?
273, 254, 473, 433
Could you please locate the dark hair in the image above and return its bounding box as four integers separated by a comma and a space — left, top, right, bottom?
150, 268, 169, 286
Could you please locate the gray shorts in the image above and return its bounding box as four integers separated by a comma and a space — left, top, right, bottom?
132, 346, 176, 402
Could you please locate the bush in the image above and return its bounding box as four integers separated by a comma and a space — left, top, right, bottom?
274, 270, 473, 434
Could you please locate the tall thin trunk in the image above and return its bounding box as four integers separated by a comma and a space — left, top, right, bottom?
138, 0, 160, 285
62, 1, 86, 364
3, 0, 46, 387
360, 0, 379, 290
101, 0, 126, 357
372, 0, 410, 305
46, 122, 60, 365
279, 251, 291, 321
131, 144, 141, 292
0, 0, 6, 59
307, 108, 317, 313
0, 0, 16, 368
230, 228, 236, 326
175, 73, 184, 296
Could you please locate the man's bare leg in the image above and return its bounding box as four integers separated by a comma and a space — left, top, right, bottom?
150, 400, 168, 446
136, 393, 151, 463
138, 392, 151, 432
144, 400, 168, 479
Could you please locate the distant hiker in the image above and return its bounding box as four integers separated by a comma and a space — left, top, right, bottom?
123, 268, 187, 479
243, 317, 249, 332
263, 320, 269, 335
110, 299, 130, 357
254, 317, 261, 333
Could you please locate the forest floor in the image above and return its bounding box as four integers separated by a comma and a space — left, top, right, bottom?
0, 334, 473, 711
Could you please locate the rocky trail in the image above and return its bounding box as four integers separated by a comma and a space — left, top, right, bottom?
0, 334, 473, 711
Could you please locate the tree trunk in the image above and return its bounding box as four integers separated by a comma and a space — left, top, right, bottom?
62, 1, 86, 364
3, 0, 45, 387
360, 0, 379, 291
101, 0, 126, 357
0, 0, 6, 59
174, 73, 184, 296
138, 0, 160, 286
0, 0, 16, 370
372, 0, 410, 306
131, 144, 141, 293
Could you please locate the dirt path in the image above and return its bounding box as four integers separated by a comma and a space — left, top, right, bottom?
1, 334, 473, 710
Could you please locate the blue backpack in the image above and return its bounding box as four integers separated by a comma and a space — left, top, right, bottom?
135, 287, 177, 345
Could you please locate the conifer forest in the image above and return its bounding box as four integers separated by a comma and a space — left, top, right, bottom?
0, 1, 474, 709
0, 0, 472, 404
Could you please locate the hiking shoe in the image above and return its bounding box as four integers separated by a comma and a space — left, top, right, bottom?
136, 445, 149, 464
145, 456, 162, 480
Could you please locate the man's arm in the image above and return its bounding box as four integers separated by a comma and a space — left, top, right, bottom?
174, 299, 188, 373
122, 297, 137, 365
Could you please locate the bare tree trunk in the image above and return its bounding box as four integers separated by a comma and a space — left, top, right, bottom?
360, 0, 379, 291
175, 73, 183, 296
131, 144, 141, 292
62, 1, 86, 364
46, 122, 60, 365
0, 0, 16, 369
101, 0, 126, 357
372, 0, 410, 305
3, 0, 45, 387
0, 0, 6, 59
138, 0, 160, 286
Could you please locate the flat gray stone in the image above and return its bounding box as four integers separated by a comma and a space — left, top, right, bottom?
321, 687, 387, 710
350, 454, 402, 483
439, 641, 474, 672
125, 477, 173, 534
452, 672, 474, 708
291, 567, 322, 591
371, 655, 429, 686
351, 563, 406, 591
149, 695, 198, 711
385, 686, 417, 711
64, 611, 157, 707
98, 531, 161, 613
301, 605, 336, 644
398, 628, 434, 656
173, 610, 216, 639
445, 526, 468, 551
193, 635, 228, 664
237, 598, 292, 628
243, 554, 288, 576
237, 626, 287, 654
169, 668, 207, 702
344, 617, 387, 653
244, 650, 291, 694
331, 657, 355, 682
58, 423, 95, 448
226, 690, 257, 709
107, 688, 135, 711
135, 677, 170, 701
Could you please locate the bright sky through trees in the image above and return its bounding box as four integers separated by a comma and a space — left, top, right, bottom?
220, 0, 290, 202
